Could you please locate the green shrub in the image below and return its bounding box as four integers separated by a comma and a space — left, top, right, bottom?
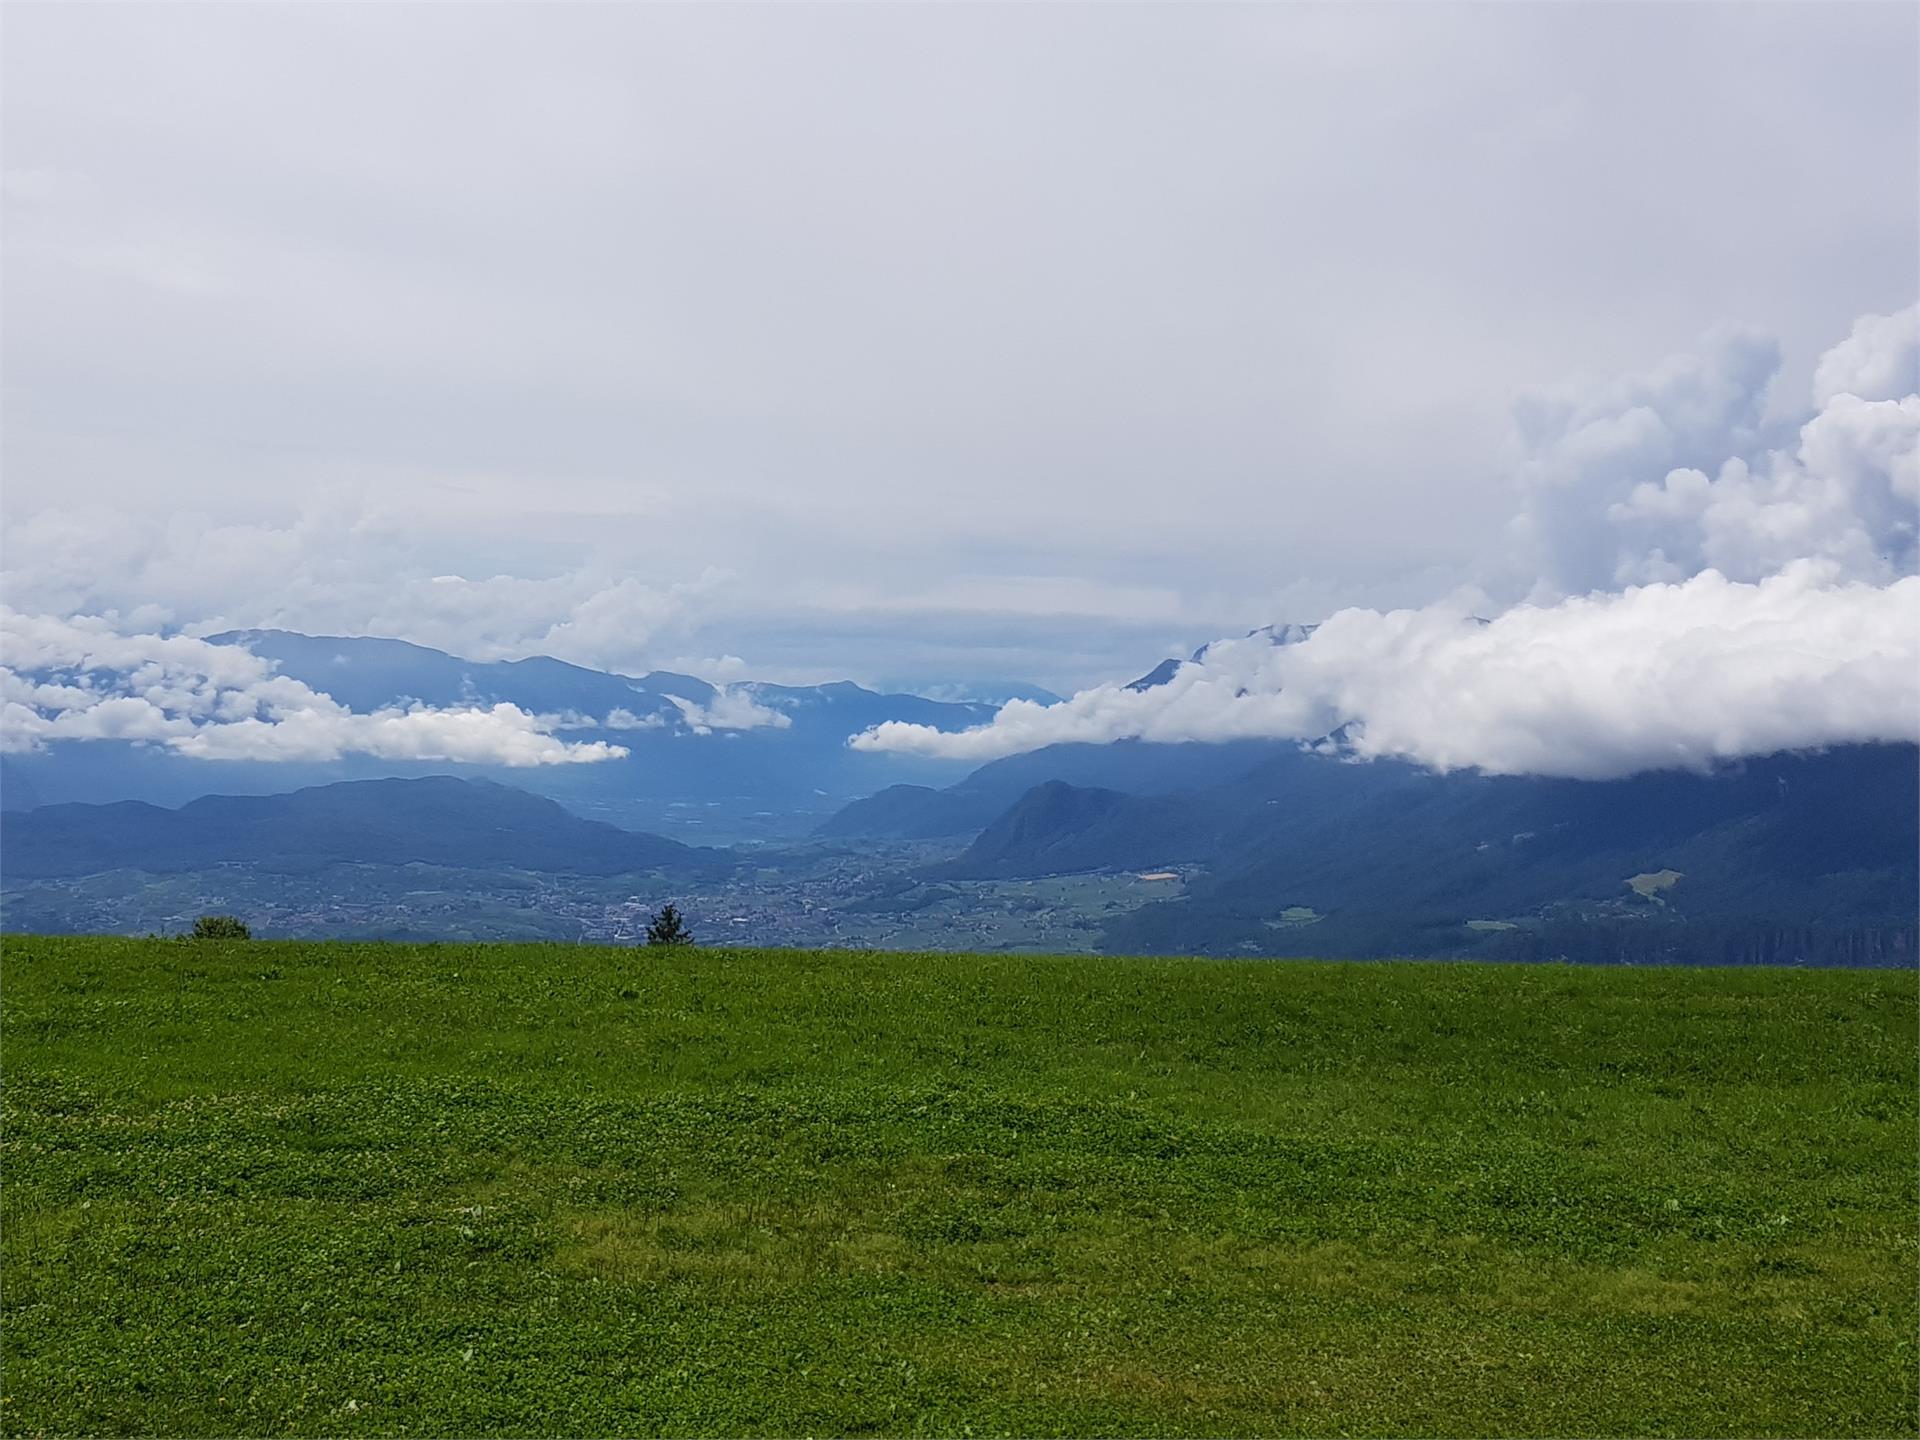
183, 914, 251, 941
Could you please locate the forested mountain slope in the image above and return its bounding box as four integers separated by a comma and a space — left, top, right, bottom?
4, 776, 725, 878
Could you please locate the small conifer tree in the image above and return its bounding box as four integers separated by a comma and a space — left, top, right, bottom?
645, 903, 692, 946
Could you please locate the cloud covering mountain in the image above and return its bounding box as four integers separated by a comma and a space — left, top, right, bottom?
856, 565, 1919, 778
663, 687, 793, 736
855, 307, 1920, 778
0, 612, 628, 766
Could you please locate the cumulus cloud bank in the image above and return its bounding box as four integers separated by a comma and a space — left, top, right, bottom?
854, 307, 1920, 780
1511, 303, 1918, 593
854, 566, 1919, 777
0, 611, 628, 765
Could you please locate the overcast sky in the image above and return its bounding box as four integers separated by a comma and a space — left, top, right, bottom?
4, 2, 1916, 693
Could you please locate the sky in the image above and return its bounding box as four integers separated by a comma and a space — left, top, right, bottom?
1, 2, 1917, 780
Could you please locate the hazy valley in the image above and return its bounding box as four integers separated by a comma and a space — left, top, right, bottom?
5, 629, 1913, 967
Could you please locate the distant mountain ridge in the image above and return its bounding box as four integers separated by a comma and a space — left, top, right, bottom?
930, 742, 1919, 959
1124, 623, 1318, 690
818, 739, 1288, 841
3, 776, 725, 879
206, 629, 999, 735
205, 628, 699, 719
7, 619, 1914, 964
2, 630, 1007, 838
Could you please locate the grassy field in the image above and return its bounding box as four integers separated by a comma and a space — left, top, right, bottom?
3, 938, 1914, 1437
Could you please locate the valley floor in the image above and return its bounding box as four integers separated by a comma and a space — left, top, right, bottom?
0, 851, 1178, 952
3, 939, 1915, 1436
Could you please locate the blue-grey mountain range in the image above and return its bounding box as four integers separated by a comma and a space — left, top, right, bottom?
2, 628, 1913, 963
1, 630, 1006, 838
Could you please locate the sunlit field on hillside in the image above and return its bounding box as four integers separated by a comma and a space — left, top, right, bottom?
4, 938, 1915, 1436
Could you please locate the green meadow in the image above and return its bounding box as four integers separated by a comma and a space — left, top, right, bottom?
3, 937, 1914, 1437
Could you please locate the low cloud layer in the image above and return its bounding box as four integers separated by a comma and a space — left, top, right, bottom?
0, 611, 627, 765
855, 307, 1920, 780
667, 687, 793, 737
855, 566, 1918, 778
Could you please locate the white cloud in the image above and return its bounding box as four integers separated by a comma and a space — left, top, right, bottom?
0, 610, 627, 765
603, 706, 667, 731
1812, 303, 1919, 406
855, 305, 1920, 781
165, 702, 621, 766
1510, 304, 1920, 595
0, 500, 723, 677
520, 575, 723, 674
1608, 391, 1920, 585
665, 686, 793, 736
1505, 330, 1782, 595
853, 566, 1920, 779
